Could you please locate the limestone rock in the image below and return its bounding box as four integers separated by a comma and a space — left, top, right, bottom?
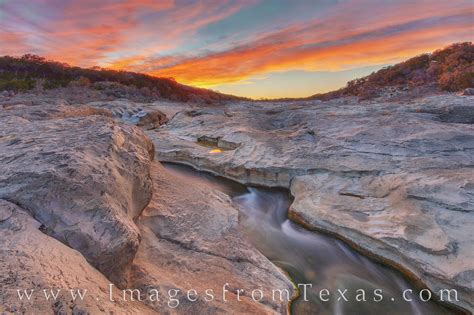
86, 100, 168, 129
0, 199, 154, 314
0, 97, 295, 314
0, 102, 154, 286
150, 93, 474, 311
130, 163, 295, 314
136, 110, 168, 130
289, 169, 474, 310
462, 88, 474, 96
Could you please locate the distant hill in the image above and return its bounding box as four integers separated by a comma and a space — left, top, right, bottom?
259, 42, 473, 102
0, 54, 245, 103
2, 43, 472, 103
308, 42, 473, 101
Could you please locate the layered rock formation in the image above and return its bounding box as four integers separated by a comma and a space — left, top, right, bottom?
0, 199, 154, 314
87, 100, 169, 130
1, 91, 472, 312
130, 163, 294, 313
0, 96, 294, 314
0, 101, 154, 287
148, 93, 474, 312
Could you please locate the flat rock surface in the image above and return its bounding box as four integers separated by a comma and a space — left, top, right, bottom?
148, 94, 474, 311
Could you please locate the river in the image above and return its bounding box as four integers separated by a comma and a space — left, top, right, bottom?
162, 162, 457, 315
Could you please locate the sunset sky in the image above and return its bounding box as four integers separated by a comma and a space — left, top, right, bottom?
1, 0, 472, 98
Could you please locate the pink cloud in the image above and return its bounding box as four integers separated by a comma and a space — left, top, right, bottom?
0, 0, 253, 66
1, 0, 472, 89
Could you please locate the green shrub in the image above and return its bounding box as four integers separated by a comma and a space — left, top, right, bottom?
0, 78, 34, 91
0, 54, 244, 101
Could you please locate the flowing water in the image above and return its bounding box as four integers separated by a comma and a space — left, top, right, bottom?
163, 162, 457, 315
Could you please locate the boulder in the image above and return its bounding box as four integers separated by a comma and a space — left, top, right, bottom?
136, 110, 168, 130
462, 87, 474, 96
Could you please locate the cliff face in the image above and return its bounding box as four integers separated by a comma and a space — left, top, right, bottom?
0, 95, 294, 314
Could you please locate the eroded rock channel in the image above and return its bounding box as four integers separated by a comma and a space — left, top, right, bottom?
0, 96, 294, 314
163, 162, 459, 315
149, 93, 474, 313
0, 92, 472, 314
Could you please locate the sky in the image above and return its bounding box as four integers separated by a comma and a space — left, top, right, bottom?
0, 0, 472, 99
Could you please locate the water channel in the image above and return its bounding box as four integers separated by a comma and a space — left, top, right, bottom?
163, 162, 458, 315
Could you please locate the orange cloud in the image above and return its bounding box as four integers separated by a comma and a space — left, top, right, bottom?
1, 0, 252, 67
1, 0, 472, 94
139, 4, 473, 87
0, 31, 31, 55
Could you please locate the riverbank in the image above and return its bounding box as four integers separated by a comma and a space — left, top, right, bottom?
0, 91, 472, 313
0, 95, 294, 314
163, 162, 462, 314
148, 93, 474, 312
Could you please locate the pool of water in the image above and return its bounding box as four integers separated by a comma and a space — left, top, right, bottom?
162, 162, 457, 315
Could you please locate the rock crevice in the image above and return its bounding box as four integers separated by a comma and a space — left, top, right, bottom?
0, 95, 295, 314
148, 93, 474, 312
